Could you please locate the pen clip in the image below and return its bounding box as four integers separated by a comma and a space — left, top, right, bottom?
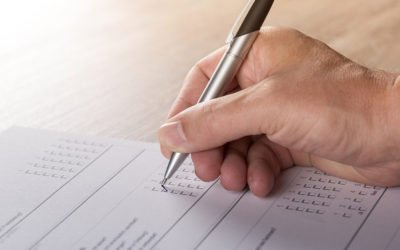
226, 0, 256, 44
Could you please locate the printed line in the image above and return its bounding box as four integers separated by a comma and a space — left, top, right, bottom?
194, 189, 248, 249
0, 145, 112, 240
150, 179, 219, 250
29, 149, 146, 249
233, 168, 303, 250
344, 188, 388, 250
68, 150, 165, 249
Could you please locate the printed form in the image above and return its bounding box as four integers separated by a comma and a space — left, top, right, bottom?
0, 127, 400, 250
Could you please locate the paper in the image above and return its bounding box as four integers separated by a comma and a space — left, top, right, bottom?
0, 127, 400, 250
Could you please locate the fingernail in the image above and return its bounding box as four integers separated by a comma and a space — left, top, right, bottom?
159, 121, 188, 150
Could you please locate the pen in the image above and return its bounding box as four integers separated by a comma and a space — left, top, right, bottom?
161, 0, 275, 188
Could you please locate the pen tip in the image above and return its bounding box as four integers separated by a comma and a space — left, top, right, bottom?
160, 178, 168, 191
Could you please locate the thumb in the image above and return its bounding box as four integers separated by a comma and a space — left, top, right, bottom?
159, 83, 276, 153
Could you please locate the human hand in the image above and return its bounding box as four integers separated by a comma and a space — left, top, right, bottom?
159, 27, 400, 197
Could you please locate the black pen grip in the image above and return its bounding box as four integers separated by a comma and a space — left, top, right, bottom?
235, 0, 274, 38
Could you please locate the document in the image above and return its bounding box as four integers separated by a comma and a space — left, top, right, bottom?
0, 127, 400, 250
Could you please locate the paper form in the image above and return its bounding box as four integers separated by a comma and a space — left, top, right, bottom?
0, 127, 400, 250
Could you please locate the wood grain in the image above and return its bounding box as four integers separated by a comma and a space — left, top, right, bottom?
0, 0, 399, 142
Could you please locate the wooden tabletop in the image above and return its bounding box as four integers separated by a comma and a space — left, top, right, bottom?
1, 0, 399, 142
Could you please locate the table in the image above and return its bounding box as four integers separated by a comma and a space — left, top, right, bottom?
1, 0, 399, 142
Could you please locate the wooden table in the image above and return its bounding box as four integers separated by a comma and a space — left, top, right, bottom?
1, 0, 399, 142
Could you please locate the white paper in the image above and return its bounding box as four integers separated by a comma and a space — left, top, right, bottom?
0, 127, 399, 250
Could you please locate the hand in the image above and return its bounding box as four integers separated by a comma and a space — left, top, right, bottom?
159, 27, 400, 197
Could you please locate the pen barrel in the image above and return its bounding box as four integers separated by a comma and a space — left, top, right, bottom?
198, 32, 259, 103
163, 0, 273, 182
163, 33, 258, 182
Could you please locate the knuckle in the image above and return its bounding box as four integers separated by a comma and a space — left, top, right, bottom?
260, 26, 304, 42
199, 101, 220, 133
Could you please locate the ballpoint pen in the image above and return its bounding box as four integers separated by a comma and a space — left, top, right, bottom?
161, 0, 275, 188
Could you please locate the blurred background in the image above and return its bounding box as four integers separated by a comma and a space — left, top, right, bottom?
0, 0, 399, 141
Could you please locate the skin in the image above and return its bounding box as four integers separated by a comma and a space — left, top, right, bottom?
158, 27, 400, 197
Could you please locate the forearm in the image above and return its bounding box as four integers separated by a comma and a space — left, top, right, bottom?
392, 73, 400, 145
385, 73, 400, 160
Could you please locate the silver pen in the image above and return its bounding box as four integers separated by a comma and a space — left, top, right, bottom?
161, 0, 275, 187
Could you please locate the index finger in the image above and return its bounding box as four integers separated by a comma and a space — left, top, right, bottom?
168, 46, 239, 118
160, 47, 237, 158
